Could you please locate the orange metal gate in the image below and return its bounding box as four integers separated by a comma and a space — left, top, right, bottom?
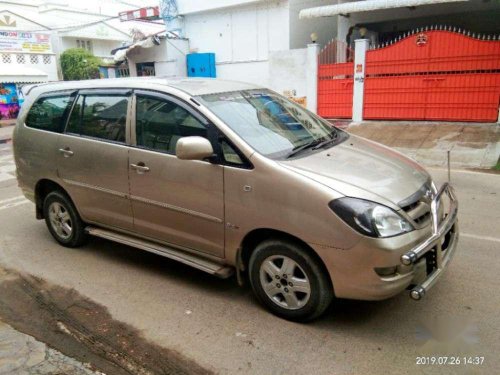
364, 28, 500, 122
317, 40, 354, 118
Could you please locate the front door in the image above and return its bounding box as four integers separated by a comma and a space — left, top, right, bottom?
128, 91, 225, 257
57, 90, 133, 231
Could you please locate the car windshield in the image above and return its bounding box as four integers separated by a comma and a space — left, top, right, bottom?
197, 89, 345, 159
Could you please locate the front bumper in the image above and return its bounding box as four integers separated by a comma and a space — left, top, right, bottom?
401, 183, 459, 300
309, 183, 459, 301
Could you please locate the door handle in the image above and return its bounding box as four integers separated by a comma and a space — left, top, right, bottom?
130, 163, 150, 173
58, 147, 74, 157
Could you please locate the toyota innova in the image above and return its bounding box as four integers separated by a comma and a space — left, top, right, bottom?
13, 78, 459, 321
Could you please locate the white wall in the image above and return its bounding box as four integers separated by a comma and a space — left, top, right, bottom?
127, 38, 189, 78
217, 60, 270, 87
184, 1, 289, 64
59, 37, 122, 58
289, 0, 338, 49
269, 48, 307, 97
0, 52, 58, 81
178, 0, 267, 15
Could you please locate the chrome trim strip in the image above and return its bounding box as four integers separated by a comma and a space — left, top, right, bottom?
63, 179, 128, 198
129, 194, 223, 224
62, 179, 223, 224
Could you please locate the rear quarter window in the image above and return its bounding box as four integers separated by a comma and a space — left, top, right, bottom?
25, 94, 74, 132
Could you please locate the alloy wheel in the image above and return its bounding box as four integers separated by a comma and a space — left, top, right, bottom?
259, 255, 311, 310
48, 202, 73, 240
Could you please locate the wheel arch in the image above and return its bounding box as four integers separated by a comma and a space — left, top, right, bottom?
34, 179, 73, 219
238, 228, 333, 291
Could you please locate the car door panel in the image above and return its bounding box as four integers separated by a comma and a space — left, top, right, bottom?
57, 91, 134, 231
128, 91, 225, 257
129, 149, 224, 256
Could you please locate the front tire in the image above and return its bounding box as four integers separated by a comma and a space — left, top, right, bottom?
43, 191, 87, 247
249, 239, 333, 322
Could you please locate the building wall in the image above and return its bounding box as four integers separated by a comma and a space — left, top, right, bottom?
289, 0, 338, 49
182, 0, 289, 87
0, 52, 58, 81
59, 37, 122, 59
127, 38, 189, 78
216, 60, 269, 87
0, 19, 58, 82
269, 48, 307, 97
0, 2, 135, 80
178, 0, 267, 15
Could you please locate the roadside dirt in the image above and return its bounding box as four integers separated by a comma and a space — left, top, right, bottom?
0, 267, 213, 375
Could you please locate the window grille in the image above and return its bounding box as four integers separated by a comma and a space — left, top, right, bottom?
2, 54, 12, 63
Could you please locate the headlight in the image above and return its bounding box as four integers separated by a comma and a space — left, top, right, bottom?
329, 197, 414, 238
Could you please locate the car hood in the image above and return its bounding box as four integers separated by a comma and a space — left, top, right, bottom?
279, 135, 430, 206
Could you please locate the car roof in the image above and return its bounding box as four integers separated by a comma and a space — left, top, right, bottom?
28, 77, 263, 97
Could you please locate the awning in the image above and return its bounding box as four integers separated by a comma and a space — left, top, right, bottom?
112, 35, 161, 63
0, 66, 48, 84
299, 0, 468, 19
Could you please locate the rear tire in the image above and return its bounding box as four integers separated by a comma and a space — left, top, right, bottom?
249, 239, 333, 322
43, 191, 87, 247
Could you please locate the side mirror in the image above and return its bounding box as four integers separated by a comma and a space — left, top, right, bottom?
176, 136, 215, 161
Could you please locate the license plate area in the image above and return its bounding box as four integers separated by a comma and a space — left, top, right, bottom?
424, 224, 456, 275
424, 248, 438, 275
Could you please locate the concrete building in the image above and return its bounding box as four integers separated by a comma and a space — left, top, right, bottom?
176, 1, 334, 96
0, 0, 164, 118
144, 0, 334, 110
0, 0, 165, 76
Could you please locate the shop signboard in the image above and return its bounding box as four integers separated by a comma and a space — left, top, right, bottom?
0, 31, 52, 53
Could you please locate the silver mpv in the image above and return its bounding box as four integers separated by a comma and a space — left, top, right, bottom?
14, 78, 459, 321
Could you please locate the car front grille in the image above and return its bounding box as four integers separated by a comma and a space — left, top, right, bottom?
399, 181, 434, 228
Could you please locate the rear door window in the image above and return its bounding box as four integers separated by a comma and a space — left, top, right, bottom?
25, 94, 75, 132
65, 94, 129, 143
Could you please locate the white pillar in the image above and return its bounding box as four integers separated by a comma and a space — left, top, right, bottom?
337, 15, 351, 62
352, 39, 369, 122
128, 57, 138, 77
306, 43, 320, 114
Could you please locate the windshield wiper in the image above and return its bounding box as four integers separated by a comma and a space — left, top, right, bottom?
311, 131, 339, 150
286, 137, 327, 158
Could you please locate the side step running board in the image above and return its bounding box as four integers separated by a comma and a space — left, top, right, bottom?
86, 227, 234, 279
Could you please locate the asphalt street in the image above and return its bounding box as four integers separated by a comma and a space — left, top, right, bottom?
0, 141, 499, 375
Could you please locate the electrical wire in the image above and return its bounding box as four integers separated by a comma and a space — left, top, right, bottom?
15, 14, 122, 33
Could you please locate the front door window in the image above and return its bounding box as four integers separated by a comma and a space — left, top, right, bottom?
135, 95, 207, 154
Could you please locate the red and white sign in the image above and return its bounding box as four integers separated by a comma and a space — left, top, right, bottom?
119, 6, 160, 21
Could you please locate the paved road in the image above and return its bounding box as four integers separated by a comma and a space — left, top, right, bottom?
0, 320, 100, 375
0, 142, 499, 375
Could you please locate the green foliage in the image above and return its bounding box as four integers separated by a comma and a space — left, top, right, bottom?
494, 159, 500, 171
60, 48, 102, 81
